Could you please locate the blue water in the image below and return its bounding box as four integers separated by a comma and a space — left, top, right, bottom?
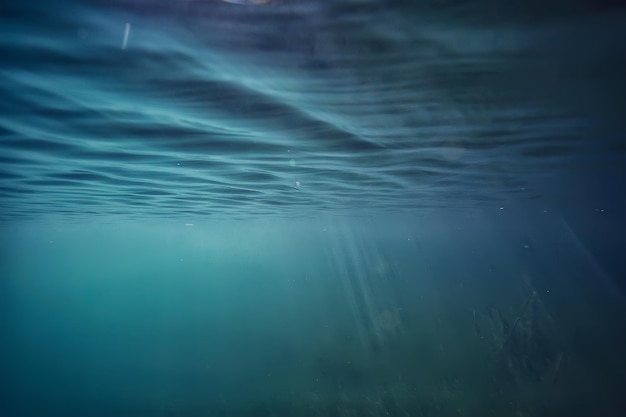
1, 0, 626, 416
1, 0, 624, 218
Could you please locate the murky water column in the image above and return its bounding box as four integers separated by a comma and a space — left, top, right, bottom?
236, 214, 626, 416
1, 215, 624, 416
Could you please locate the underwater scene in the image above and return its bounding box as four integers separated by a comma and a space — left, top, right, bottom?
1, 0, 625, 416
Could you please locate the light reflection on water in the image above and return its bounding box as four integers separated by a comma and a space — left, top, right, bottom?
0, 0, 624, 220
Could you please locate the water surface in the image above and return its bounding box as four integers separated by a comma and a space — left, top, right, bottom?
1, 0, 624, 219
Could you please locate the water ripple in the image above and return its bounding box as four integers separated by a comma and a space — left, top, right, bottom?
0, 0, 624, 219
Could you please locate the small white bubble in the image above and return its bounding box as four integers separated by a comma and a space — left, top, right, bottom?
121, 23, 131, 50
295, 180, 300, 187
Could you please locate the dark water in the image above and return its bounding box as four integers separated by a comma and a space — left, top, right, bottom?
1, 0, 624, 218
1, 0, 626, 416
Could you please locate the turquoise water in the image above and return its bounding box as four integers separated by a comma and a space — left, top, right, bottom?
1, 0, 626, 416
1, 0, 624, 218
